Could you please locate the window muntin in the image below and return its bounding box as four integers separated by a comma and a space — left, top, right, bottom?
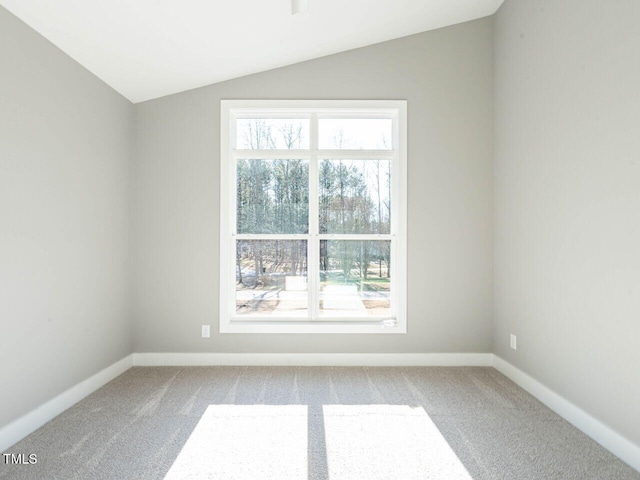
221, 100, 406, 333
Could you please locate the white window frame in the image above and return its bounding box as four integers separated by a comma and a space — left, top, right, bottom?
220, 100, 407, 334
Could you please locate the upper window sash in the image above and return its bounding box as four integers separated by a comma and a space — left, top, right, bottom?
229, 102, 401, 152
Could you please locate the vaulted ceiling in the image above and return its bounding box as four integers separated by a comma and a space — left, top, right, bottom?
0, 0, 504, 103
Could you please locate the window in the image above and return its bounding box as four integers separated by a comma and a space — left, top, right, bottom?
220, 100, 407, 333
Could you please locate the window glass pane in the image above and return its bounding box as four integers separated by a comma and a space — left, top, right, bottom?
236, 119, 310, 149
319, 159, 391, 234
318, 119, 392, 150
319, 240, 391, 317
237, 159, 309, 234
236, 240, 308, 317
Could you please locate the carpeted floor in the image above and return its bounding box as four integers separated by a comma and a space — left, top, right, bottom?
1, 367, 638, 479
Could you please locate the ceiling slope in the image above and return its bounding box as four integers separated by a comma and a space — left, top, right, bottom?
0, 0, 503, 103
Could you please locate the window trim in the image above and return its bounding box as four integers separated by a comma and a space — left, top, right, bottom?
220, 100, 407, 334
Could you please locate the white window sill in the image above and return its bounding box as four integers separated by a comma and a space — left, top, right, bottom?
220, 319, 406, 334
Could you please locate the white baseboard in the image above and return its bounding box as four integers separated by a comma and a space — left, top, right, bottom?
133, 352, 493, 367
493, 355, 640, 473
0, 354, 133, 453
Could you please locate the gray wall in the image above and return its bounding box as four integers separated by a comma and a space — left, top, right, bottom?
0, 6, 134, 429
133, 18, 494, 353
494, 0, 640, 446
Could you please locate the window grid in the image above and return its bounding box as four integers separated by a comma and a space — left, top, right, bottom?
220, 100, 406, 334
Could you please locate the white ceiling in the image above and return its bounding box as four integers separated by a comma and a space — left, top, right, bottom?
1, 0, 504, 103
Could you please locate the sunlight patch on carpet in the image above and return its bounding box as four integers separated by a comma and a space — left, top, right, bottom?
322, 405, 473, 480
163, 404, 471, 480
164, 405, 308, 480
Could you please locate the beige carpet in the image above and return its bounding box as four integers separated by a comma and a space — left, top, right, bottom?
1, 367, 638, 479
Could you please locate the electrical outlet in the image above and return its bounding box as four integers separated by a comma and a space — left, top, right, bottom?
202, 325, 210, 338
510, 334, 517, 350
